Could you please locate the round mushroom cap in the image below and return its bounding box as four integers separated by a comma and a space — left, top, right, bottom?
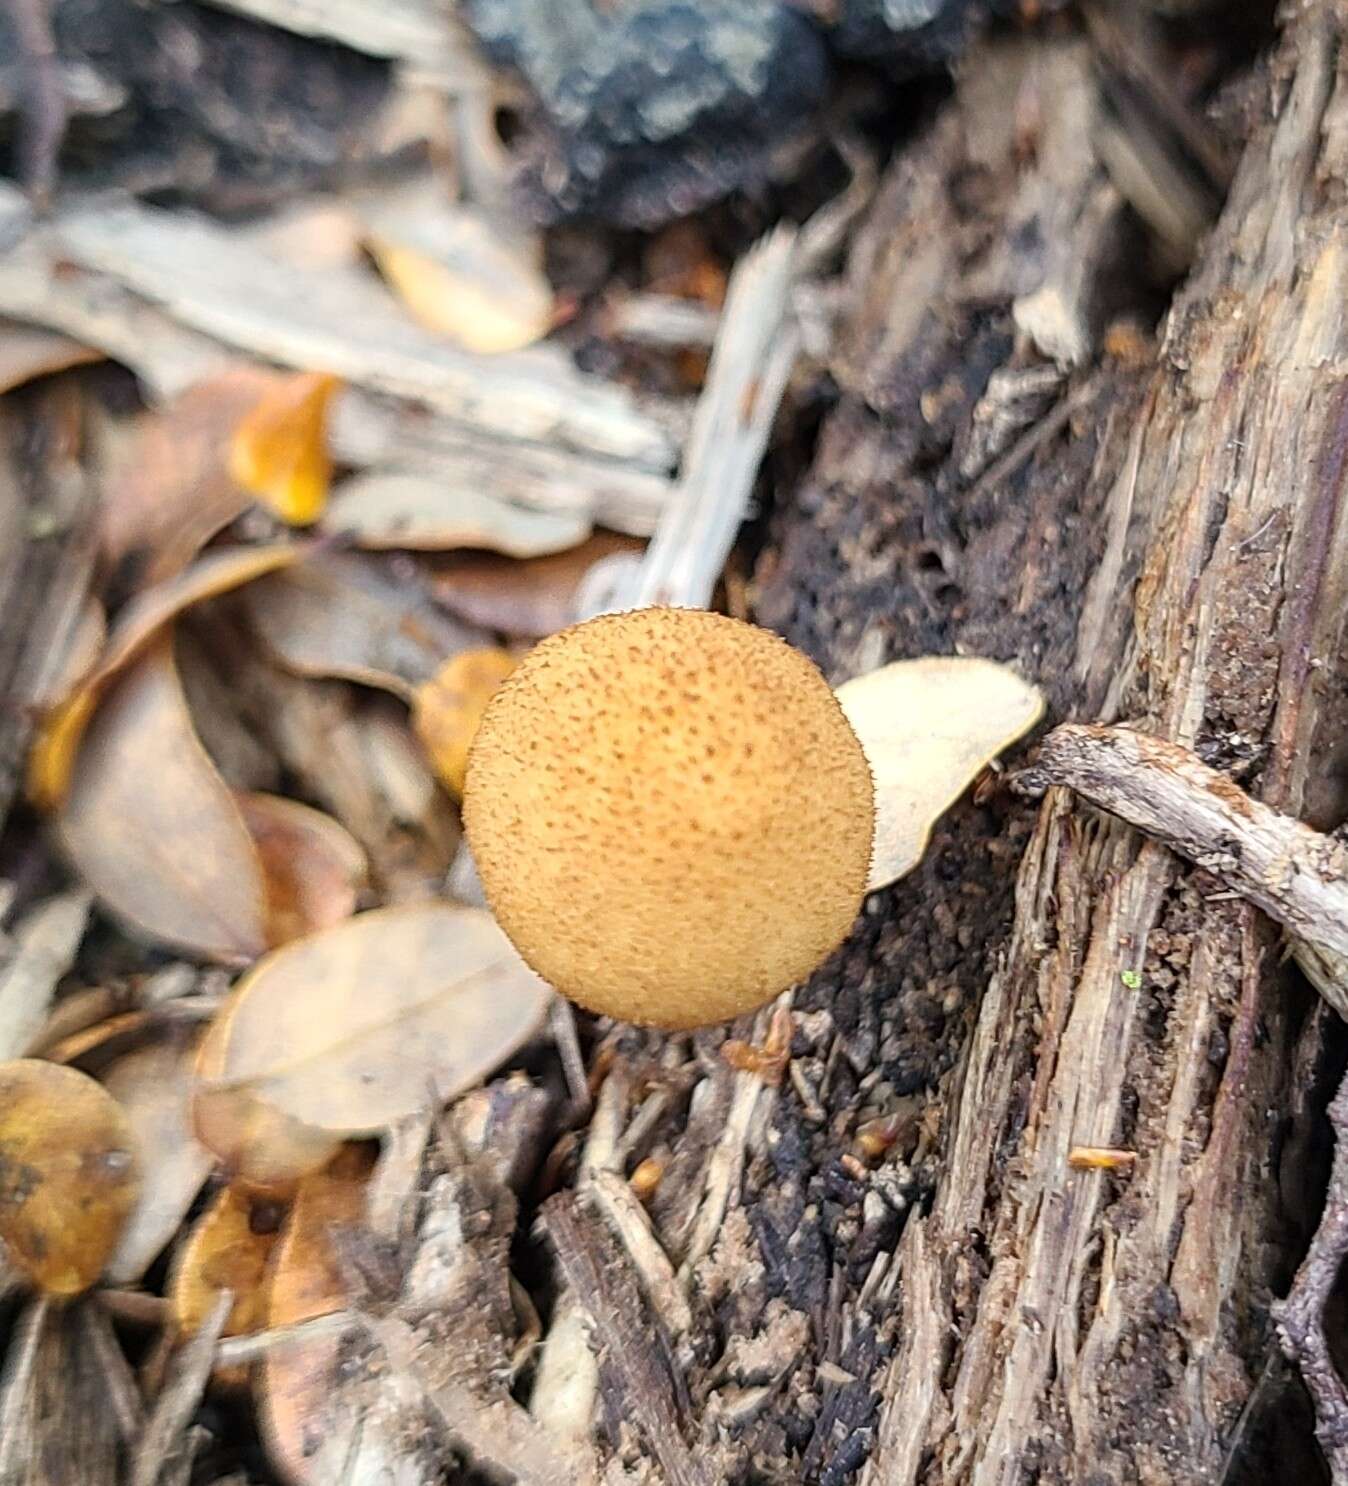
463, 607, 874, 1028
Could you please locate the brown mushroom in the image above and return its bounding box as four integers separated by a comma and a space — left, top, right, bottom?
463, 607, 874, 1029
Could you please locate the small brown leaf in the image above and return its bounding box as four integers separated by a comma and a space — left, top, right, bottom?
429, 532, 646, 639
169, 1184, 282, 1374
834, 656, 1046, 891
0, 1060, 141, 1295
103, 1032, 214, 1285
99, 366, 286, 584
324, 472, 589, 557
236, 793, 367, 947
196, 903, 551, 1138
412, 648, 517, 797
56, 636, 271, 964
239, 552, 488, 699
229, 372, 342, 527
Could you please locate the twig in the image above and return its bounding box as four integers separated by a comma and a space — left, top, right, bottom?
613, 226, 801, 612
130, 1291, 232, 1486
362, 1311, 596, 1486
1271, 1071, 1348, 1483
1018, 724, 1348, 1018
6, 0, 65, 208
214, 1307, 360, 1367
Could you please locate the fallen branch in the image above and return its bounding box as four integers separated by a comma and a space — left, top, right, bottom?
1018, 723, 1348, 1018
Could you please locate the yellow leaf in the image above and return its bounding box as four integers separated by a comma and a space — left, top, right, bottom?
170, 1183, 281, 1382
27, 685, 98, 815
230, 371, 342, 526
196, 903, 551, 1136
367, 195, 554, 355
834, 656, 1046, 892
0, 1060, 141, 1296
413, 648, 516, 796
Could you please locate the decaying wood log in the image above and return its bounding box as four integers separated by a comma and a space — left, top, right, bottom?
854, 8, 1348, 1483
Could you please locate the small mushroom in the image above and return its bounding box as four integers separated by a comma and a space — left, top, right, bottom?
463, 607, 874, 1029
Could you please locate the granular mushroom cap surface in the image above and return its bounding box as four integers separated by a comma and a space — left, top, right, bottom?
463, 607, 874, 1028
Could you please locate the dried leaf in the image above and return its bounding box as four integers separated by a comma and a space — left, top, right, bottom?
192, 1082, 342, 1194
261, 1145, 375, 1486
169, 1184, 282, 1371
324, 471, 590, 557
366, 194, 553, 354
429, 532, 646, 639
196, 903, 551, 1138
834, 656, 1045, 892
0, 319, 104, 394
229, 371, 342, 526
236, 793, 368, 947
103, 1032, 214, 1285
27, 596, 105, 713
412, 649, 517, 796
239, 551, 487, 699
56, 636, 271, 964
29, 544, 301, 811
0, 890, 92, 1064
0, 1060, 141, 1295
99, 367, 286, 584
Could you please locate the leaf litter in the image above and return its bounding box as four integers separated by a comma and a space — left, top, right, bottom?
0, 29, 1066, 1484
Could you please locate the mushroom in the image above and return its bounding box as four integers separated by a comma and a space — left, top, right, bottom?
463, 606, 874, 1029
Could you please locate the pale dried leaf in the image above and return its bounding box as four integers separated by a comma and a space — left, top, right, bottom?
197, 903, 552, 1134
0, 1302, 132, 1486
835, 656, 1046, 892
364, 189, 553, 354
192, 1081, 342, 1193
0, 889, 92, 1063
56, 636, 270, 964
236, 792, 368, 947
27, 596, 104, 713
325, 471, 590, 556
239, 551, 487, 699
103, 1032, 214, 1285
0, 319, 103, 393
